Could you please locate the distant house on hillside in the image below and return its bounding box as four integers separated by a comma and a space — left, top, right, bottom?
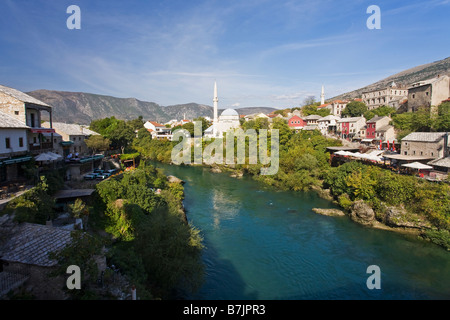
42, 122, 100, 157
144, 121, 173, 141
407, 75, 450, 112
328, 100, 349, 116
401, 132, 449, 159
337, 116, 366, 140
362, 82, 408, 110
317, 115, 340, 135
366, 116, 391, 140
287, 115, 306, 131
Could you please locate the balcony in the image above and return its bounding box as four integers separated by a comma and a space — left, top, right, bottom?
29, 142, 53, 153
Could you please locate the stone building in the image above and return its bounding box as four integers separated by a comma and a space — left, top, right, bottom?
42, 122, 100, 157
362, 82, 408, 110
328, 100, 349, 116
407, 75, 450, 112
401, 132, 449, 159
0, 223, 73, 299
317, 115, 340, 135
337, 116, 366, 139
0, 85, 55, 155
366, 116, 391, 140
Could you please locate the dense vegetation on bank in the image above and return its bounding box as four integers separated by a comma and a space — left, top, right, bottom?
124, 118, 450, 249
1, 162, 204, 299
90, 162, 204, 299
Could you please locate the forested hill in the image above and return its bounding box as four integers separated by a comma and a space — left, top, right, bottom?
26, 89, 276, 125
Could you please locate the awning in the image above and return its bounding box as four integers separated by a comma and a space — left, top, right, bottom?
401, 162, 433, 170
79, 155, 104, 163
60, 141, 74, 146
30, 128, 56, 134
1, 156, 33, 165
361, 139, 373, 142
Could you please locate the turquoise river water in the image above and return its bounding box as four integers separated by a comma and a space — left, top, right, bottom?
154, 162, 450, 300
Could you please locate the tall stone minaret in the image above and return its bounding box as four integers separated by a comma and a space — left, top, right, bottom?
213, 81, 219, 137
320, 85, 325, 105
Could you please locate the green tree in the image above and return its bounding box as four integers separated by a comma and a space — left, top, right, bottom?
433, 102, 450, 131
271, 118, 292, 146
85, 135, 111, 154
127, 116, 145, 131
108, 120, 136, 153
341, 101, 368, 117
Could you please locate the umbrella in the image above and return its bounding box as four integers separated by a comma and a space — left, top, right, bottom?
401, 162, 433, 170
47, 152, 63, 160
35, 153, 55, 161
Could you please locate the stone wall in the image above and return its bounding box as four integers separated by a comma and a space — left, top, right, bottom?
3, 262, 67, 300
401, 140, 445, 158
0, 93, 26, 123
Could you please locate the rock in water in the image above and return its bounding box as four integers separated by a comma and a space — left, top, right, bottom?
168, 175, 184, 184
350, 200, 375, 225
312, 208, 346, 217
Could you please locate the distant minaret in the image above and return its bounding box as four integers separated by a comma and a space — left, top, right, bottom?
213, 81, 219, 137
321, 85, 325, 105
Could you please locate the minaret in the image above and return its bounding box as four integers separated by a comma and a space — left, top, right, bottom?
213, 81, 219, 137
320, 85, 325, 105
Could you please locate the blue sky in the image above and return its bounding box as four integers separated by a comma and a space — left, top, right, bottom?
0, 0, 449, 109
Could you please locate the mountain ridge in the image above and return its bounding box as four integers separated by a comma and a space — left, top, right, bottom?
330, 56, 450, 101
27, 89, 277, 125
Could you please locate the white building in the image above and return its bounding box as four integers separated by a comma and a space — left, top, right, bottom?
204, 82, 241, 138
362, 82, 408, 110
144, 121, 173, 141
317, 115, 341, 135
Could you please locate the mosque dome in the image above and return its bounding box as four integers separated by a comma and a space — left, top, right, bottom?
220, 108, 239, 117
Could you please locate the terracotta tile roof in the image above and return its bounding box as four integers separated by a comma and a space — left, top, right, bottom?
147, 121, 165, 127
0, 223, 73, 267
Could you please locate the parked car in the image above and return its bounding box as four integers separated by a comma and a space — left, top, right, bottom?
83, 173, 98, 180
96, 173, 111, 180
106, 169, 118, 174
94, 169, 105, 174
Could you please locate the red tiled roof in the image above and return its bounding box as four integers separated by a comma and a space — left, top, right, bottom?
318, 103, 330, 108
147, 121, 165, 127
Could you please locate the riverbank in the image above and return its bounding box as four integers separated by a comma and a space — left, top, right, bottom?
202, 162, 449, 250
133, 130, 449, 251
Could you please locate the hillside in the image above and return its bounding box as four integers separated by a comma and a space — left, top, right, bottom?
331, 56, 450, 101
27, 90, 276, 125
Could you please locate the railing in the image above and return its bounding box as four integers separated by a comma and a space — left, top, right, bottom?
29, 142, 53, 152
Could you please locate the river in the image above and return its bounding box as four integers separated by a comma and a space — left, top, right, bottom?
154, 162, 450, 300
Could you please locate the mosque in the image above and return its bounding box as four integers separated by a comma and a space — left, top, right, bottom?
204, 81, 241, 138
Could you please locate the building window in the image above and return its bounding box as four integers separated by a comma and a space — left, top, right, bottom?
404, 151, 407, 155
5, 138, 10, 149
412, 94, 415, 99
19, 137, 23, 148
14, 111, 19, 115
33, 136, 37, 144
426, 92, 429, 96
